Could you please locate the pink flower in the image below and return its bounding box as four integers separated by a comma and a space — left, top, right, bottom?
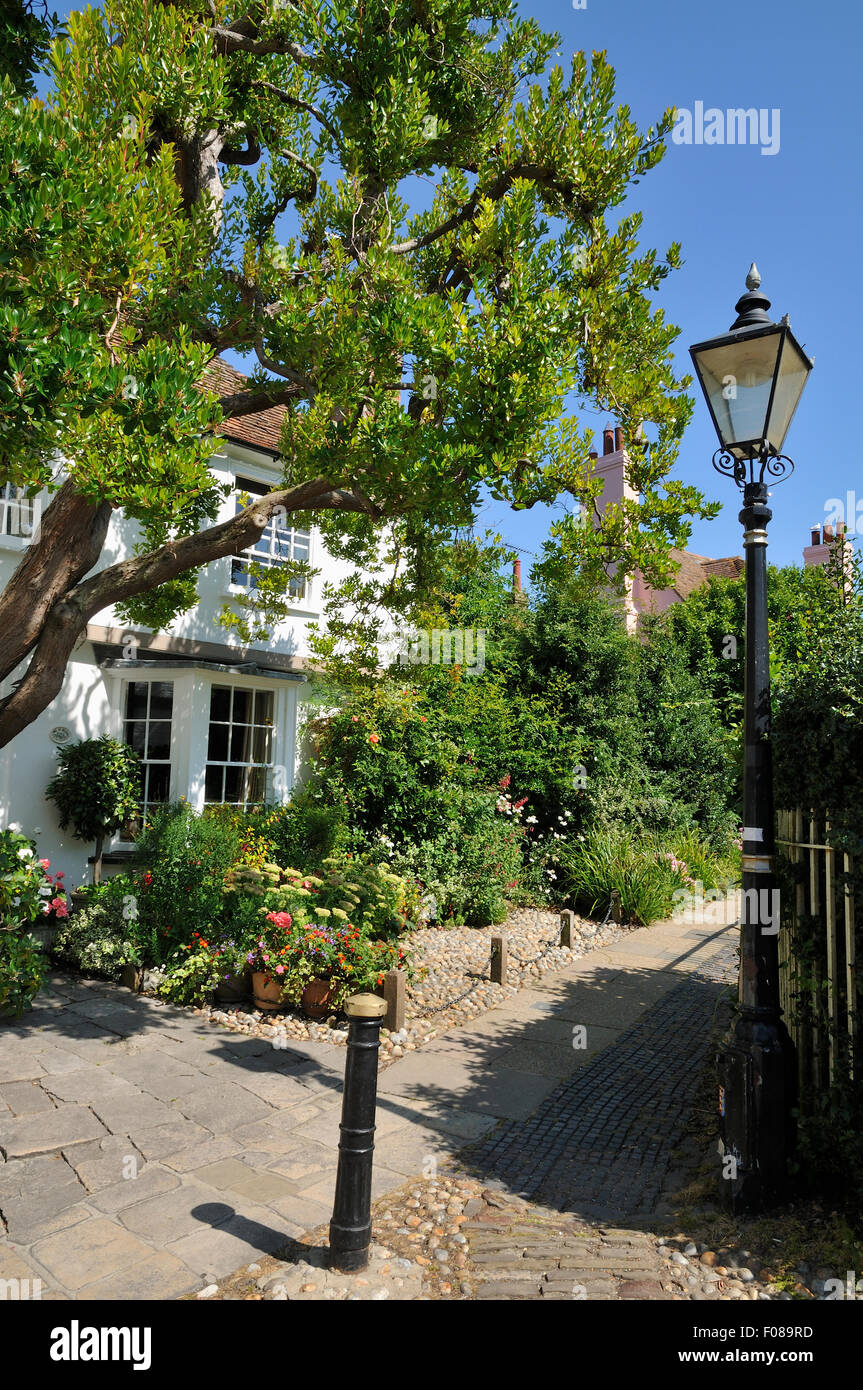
39, 858, 50, 869
265, 911, 293, 929
54, 871, 64, 879
54, 904, 68, 918
275, 965, 285, 975
351, 716, 358, 722
369, 733, 380, 744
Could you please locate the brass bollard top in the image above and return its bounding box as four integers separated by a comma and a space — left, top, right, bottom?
344, 992, 388, 1019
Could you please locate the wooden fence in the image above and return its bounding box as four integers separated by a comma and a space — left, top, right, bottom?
776, 809, 858, 1092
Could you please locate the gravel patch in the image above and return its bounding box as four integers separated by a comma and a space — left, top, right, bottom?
177, 907, 632, 1065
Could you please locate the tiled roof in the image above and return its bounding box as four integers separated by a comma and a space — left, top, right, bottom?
664, 549, 744, 599
668, 549, 712, 599
201, 357, 286, 455
701, 555, 745, 581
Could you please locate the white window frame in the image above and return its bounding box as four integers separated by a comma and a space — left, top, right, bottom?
217, 452, 319, 616
105, 665, 299, 840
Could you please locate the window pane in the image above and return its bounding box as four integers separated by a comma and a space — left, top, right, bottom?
254, 690, 274, 725
223, 766, 241, 803
126, 683, 149, 720
236, 476, 267, 499
245, 766, 267, 804
210, 685, 231, 722
232, 689, 252, 724
147, 764, 171, 803
149, 681, 174, 719
204, 765, 224, 802
125, 720, 147, 755
252, 726, 272, 764
292, 539, 310, 562
230, 725, 253, 762
207, 724, 229, 762
146, 721, 171, 760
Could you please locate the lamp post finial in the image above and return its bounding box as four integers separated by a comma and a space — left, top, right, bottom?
746, 262, 761, 291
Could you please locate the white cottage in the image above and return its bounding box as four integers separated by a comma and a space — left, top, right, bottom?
0, 360, 355, 887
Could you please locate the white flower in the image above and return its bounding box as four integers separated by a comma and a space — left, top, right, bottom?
526, 816, 538, 825
17, 847, 33, 859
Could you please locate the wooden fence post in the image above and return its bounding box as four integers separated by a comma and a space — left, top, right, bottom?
382, 969, 406, 1032
490, 932, 507, 985
559, 909, 575, 949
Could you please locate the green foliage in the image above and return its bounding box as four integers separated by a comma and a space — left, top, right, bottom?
0, 826, 67, 927
2, 0, 720, 729
259, 856, 421, 939
555, 825, 727, 926
0, 927, 45, 1015
155, 944, 223, 1008
0, 1, 62, 98
245, 795, 351, 870
132, 801, 256, 963
770, 551, 863, 1207
45, 737, 141, 846
52, 895, 141, 978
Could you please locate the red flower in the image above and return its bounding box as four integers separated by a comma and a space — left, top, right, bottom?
369, 732, 380, 744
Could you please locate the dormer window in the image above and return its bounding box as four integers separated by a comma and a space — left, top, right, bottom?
230, 475, 310, 600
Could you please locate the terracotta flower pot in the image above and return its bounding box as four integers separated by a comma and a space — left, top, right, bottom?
301, 977, 337, 1020
252, 971, 284, 1012
214, 969, 251, 1004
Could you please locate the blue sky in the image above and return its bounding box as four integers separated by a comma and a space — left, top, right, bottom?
481, 0, 863, 572
40, 0, 862, 570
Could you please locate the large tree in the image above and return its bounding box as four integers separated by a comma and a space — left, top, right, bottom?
0, 0, 717, 748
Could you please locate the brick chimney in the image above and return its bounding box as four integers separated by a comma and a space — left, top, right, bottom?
602, 427, 615, 455
803, 522, 854, 574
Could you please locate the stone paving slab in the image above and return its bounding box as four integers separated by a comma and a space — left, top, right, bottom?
0, 904, 738, 1299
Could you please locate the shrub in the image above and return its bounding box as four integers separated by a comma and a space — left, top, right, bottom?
386, 781, 526, 925
52, 894, 142, 977
0, 828, 68, 928
155, 943, 223, 1007
248, 795, 350, 870
555, 827, 712, 926
257, 855, 420, 937
45, 736, 141, 883
132, 802, 257, 963
0, 928, 45, 1016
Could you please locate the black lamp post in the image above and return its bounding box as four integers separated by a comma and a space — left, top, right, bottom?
689, 265, 813, 1212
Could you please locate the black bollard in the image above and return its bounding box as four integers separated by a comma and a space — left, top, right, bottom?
328, 992, 388, 1271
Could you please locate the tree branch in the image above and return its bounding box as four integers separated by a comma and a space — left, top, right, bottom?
250, 79, 340, 145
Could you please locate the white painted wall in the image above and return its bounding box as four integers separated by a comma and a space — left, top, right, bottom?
0, 441, 364, 887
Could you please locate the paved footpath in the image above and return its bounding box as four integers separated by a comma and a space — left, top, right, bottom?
0, 902, 737, 1300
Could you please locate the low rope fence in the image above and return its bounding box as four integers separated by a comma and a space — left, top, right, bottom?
404, 900, 617, 1017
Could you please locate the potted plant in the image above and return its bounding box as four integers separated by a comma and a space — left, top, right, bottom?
245, 912, 295, 1012
46, 736, 141, 885
278, 915, 410, 1020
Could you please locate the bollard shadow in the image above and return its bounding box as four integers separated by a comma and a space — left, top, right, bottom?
365, 929, 739, 1226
